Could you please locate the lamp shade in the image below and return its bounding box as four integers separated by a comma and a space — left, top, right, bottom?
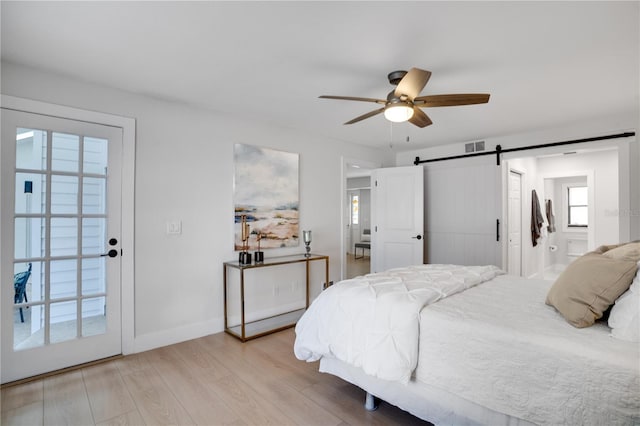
384, 103, 414, 123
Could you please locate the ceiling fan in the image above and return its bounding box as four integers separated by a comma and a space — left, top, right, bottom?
319, 67, 490, 128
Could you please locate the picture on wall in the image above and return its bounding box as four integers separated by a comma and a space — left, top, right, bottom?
233, 144, 299, 250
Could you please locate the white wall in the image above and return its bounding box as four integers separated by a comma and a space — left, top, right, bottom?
1, 62, 393, 352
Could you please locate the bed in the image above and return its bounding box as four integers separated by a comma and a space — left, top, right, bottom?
294, 245, 640, 425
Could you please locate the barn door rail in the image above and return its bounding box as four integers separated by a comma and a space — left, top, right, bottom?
413, 131, 635, 166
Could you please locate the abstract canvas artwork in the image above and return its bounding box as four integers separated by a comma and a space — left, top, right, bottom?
233, 144, 299, 250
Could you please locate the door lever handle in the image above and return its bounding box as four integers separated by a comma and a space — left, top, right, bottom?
412, 235, 422, 240
101, 249, 119, 258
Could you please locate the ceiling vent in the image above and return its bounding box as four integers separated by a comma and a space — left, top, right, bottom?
465, 141, 485, 153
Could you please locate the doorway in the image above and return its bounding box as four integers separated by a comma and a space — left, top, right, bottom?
1, 101, 134, 383
341, 158, 378, 280
346, 177, 371, 279
503, 147, 619, 280
507, 170, 523, 276
541, 173, 593, 280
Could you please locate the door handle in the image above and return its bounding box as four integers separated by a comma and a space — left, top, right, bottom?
412, 235, 422, 240
101, 249, 119, 258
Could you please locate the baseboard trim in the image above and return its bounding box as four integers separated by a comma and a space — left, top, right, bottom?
132, 318, 224, 354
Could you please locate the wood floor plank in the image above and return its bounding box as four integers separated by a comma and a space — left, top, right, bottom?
1, 400, 43, 426
122, 366, 195, 425
230, 348, 342, 425
1, 329, 427, 426
0, 379, 43, 412
113, 351, 154, 377
95, 409, 146, 426
146, 345, 241, 425
207, 374, 296, 426
43, 370, 94, 426
170, 338, 232, 382
302, 380, 392, 426
82, 362, 137, 424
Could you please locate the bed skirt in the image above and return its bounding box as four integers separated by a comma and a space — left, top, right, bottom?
319, 357, 533, 426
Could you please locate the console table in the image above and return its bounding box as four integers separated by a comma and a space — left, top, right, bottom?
223, 253, 329, 342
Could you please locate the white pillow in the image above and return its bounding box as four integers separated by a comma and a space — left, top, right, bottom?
608, 263, 640, 342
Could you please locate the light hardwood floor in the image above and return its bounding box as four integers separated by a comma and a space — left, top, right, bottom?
346, 253, 370, 279
1, 328, 430, 425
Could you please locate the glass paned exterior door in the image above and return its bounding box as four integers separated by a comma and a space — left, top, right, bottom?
2, 109, 122, 383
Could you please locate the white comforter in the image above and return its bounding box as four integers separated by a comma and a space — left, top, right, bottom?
294, 264, 504, 383
416, 275, 640, 425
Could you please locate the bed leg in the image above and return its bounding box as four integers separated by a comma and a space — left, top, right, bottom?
364, 392, 378, 411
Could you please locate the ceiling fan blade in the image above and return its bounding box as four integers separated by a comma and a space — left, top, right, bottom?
409, 107, 433, 128
394, 68, 431, 101
414, 93, 490, 107
319, 95, 386, 104
344, 107, 385, 125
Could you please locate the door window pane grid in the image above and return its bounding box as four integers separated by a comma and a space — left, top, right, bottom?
15, 172, 46, 215
13, 127, 109, 350
16, 128, 47, 170
51, 132, 79, 172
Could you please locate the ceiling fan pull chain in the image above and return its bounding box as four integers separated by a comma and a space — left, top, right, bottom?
389, 123, 394, 149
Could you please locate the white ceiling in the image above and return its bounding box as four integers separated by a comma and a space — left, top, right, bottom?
2, 1, 638, 152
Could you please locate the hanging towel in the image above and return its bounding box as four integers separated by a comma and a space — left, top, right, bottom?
546, 199, 556, 233
531, 190, 544, 246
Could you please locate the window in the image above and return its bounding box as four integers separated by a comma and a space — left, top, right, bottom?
567, 186, 588, 227
351, 194, 359, 225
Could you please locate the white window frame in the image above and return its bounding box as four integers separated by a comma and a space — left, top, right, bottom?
351, 194, 359, 225
567, 185, 588, 228
562, 182, 589, 233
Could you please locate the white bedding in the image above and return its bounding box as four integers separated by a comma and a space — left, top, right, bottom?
294, 264, 504, 383
416, 275, 640, 425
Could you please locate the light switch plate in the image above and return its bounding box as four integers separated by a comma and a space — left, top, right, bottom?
166, 220, 182, 235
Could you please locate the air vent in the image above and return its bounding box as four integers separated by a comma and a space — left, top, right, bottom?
464, 141, 486, 153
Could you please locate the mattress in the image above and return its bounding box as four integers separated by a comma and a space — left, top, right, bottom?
415, 275, 640, 425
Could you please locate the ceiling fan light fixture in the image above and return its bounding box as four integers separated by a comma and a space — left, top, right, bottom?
384, 102, 414, 123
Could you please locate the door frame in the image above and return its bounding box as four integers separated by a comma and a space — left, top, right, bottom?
506, 168, 524, 276
1, 95, 136, 355
340, 157, 380, 280
538, 169, 595, 278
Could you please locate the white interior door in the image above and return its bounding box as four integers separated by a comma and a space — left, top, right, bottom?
371, 166, 424, 273
1, 108, 123, 383
508, 170, 522, 276
424, 157, 502, 267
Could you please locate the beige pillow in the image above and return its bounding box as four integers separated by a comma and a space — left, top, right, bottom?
602, 242, 640, 262
546, 253, 638, 328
